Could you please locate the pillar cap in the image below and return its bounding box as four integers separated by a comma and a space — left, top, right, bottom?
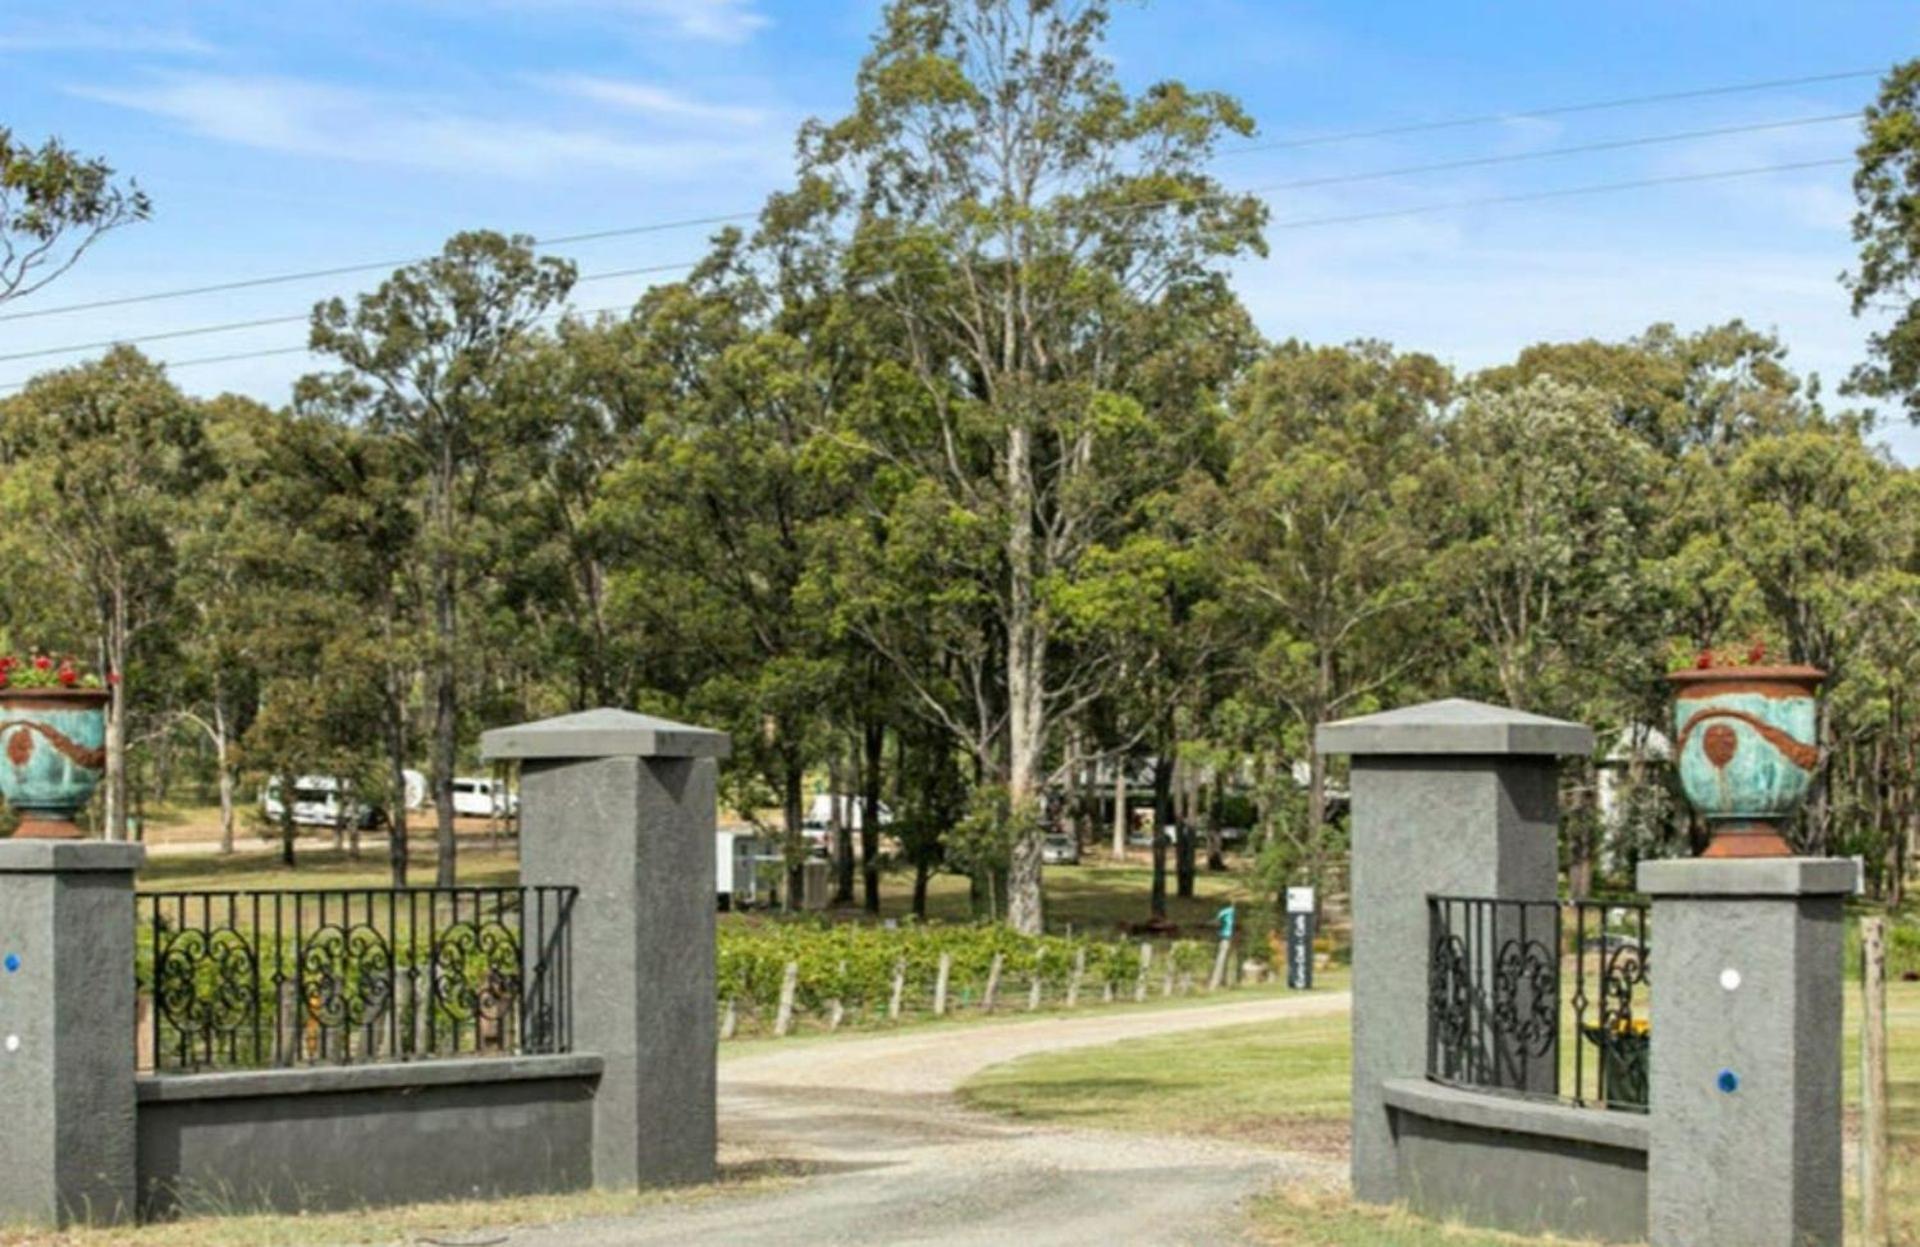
1316, 698, 1594, 758
1637, 856, 1858, 898
481, 708, 732, 762
0, 840, 144, 872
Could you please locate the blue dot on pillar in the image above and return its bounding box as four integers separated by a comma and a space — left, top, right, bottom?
1718, 1069, 1740, 1094
2, 954, 17, 973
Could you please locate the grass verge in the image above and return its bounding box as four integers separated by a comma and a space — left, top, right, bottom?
961, 979, 1920, 1244
0, 1163, 799, 1247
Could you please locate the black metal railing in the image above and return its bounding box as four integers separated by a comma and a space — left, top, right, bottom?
137, 886, 576, 1074
1427, 895, 1650, 1111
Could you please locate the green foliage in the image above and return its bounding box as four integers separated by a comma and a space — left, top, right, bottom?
716, 920, 1208, 1015
0, 127, 149, 305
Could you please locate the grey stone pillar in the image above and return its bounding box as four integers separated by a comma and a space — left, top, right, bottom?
1637, 857, 1852, 1247
1317, 699, 1592, 1203
481, 709, 730, 1189
0, 840, 142, 1226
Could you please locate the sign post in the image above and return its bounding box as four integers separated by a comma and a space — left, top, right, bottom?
1285, 885, 1316, 990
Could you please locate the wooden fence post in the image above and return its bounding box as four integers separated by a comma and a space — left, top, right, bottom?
1862, 915, 1890, 1246
982, 952, 1004, 1012
934, 952, 952, 1017
887, 958, 906, 1021
720, 998, 738, 1041
1134, 942, 1152, 1003
1066, 949, 1086, 1008
773, 960, 800, 1038
1209, 938, 1231, 991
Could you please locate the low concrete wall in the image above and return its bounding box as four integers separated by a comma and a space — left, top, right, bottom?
1384, 1079, 1648, 1244
136, 1055, 602, 1218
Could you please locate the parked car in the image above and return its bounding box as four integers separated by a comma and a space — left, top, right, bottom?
261, 777, 385, 830
451, 776, 517, 819
1040, 832, 1080, 865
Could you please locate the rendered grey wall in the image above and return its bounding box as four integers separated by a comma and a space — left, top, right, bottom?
518, 754, 718, 1187
1343, 756, 1559, 1201
136, 1057, 598, 1217
1386, 1080, 1648, 1244
0, 842, 142, 1227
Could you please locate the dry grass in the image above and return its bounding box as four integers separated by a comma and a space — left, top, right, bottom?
0, 1164, 800, 1247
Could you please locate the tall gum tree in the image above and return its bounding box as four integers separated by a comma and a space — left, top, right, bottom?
307, 232, 574, 886
788, 0, 1265, 932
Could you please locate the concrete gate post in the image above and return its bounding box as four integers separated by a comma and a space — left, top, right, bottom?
0, 840, 142, 1227
1637, 857, 1852, 1247
1317, 699, 1592, 1203
482, 709, 731, 1189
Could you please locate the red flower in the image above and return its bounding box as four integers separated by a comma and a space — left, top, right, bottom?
107, 672, 121, 686
1746, 640, 1766, 665
32, 655, 50, 671
1695, 649, 1714, 670
56, 667, 76, 687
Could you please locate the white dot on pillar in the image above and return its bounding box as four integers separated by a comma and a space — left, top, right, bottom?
3, 1035, 17, 1053
1720, 968, 1742, 991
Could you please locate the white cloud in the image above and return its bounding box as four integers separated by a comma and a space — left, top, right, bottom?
538, 74, 769, 127
478, 0, 769, 43
67, 73, 786, 181
0, 21, 213, 56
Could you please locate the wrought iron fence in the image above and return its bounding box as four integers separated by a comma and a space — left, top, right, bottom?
1427, 895, 1650, 1111
137, 886, 576, 1074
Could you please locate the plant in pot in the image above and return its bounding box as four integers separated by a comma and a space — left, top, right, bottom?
1667, 641, 1824, 858
0, 653, 112, 839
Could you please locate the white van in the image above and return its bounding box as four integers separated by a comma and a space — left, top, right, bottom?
261, 777, 385, 829
451, 776, 517, 819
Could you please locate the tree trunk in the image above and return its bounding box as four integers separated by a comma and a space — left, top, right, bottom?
213, 692, 235, 856
1205, 771, 1225, 871
278, 772, 297, 867
383, 588, 410, 889
1004, 418, 1046, 936
1151, 747, 1173, 921
103, 588, 130, 840
833, 749, 855, 905
912, 861, 930, 920
1175, 757, 1196, 899
862, 716, 884, 915
782, 764, 804, 913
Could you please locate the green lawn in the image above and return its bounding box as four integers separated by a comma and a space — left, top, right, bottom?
961, 978, 1920, 1245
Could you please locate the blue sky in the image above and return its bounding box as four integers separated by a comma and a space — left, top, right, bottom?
2, 0, 1916, 461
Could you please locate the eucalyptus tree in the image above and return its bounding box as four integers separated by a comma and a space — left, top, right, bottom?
0, 346, 214, 839
262, 399, 423, 882
1208, 341, 1449, 845
1846, 58, 1920, 420
593, 238, 852, 885
0, 128, 148, 308
306, 231, 574, 885
783, 0, 1266, 932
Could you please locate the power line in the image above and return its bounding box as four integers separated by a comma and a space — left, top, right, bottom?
0, 112, 1856, 366
0, 66, 1881, 325
1223, 67, 1881, 155
0, 155, 1852, 394
0, 260, 698, 364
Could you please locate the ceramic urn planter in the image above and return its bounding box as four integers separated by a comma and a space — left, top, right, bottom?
1667, 664, 1824, 858
0, 687, 109, 838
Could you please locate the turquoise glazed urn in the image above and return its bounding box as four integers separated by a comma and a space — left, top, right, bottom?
1667, 665, 1824, 858
0, 688, 109, 838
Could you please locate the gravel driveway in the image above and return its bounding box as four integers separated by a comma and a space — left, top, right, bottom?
506, 991, 1352, 1247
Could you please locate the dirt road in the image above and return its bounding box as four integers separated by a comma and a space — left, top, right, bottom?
507, 991, 1352, 1247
